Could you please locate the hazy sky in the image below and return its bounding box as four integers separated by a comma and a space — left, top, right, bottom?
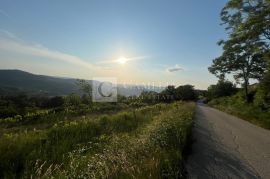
0, 0, 228, 89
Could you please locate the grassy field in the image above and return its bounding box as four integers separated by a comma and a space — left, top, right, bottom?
209, 96, 270, 130
0, 101, 195, 178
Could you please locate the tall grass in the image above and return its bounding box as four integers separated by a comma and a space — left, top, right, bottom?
0, 102, 195, 178
26, 102, 195, 178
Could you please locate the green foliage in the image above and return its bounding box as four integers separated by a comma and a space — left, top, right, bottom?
209, 0, 269, 101
259, 61, 270, 106
76, 79, 92, 99
159, 85, 197, 103
0, 102, 195, 178
159, 86, 176, 103
221, 0, 270, 44
253, 88, 269, 109
208, 0, 270, 127
209, 39, 267, 101
23, 102, 195, 179
0, 95, 65, 119
175, 85, 197, 101
209, 91, 270, 129
139, 91, 159, 104
207, 80, 237, 100
64, 94, 81, 108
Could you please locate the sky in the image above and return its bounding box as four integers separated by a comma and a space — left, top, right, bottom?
0, 0, 228, 89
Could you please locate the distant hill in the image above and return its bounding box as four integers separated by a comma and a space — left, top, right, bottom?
0, 70, 79, 96
0, 69, 163, 96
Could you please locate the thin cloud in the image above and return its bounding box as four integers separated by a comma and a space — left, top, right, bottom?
166, 64, 184, 72
0, 29, 17, 39
0, 36, 96, 70
0, 9, 9, 18
98, 55, 149, 64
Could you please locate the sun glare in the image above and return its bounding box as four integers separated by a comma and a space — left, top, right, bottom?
117, 57, 128, 65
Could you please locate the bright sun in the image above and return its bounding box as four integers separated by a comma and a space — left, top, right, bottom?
117, 57, 128, 64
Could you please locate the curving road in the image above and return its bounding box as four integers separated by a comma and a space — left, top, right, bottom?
187, 103, 270, 179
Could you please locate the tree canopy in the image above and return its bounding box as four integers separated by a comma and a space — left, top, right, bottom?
207, 80, 237, 100
209, 0, 270, 101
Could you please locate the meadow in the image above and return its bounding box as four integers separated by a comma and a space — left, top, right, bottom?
0, 100, 195, 178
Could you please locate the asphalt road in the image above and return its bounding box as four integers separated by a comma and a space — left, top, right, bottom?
187, 103, 270, 179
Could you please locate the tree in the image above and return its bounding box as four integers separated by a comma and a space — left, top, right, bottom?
209, 41, 266, 101
159, 86, 176, 103
207, 80, 237, 100
221, 0, 270, 46
209, 0, 268, 102
76, 79, 92, 99
175, 85, 197, 101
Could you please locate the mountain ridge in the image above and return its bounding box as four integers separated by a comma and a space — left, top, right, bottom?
0, 69, 164, 96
